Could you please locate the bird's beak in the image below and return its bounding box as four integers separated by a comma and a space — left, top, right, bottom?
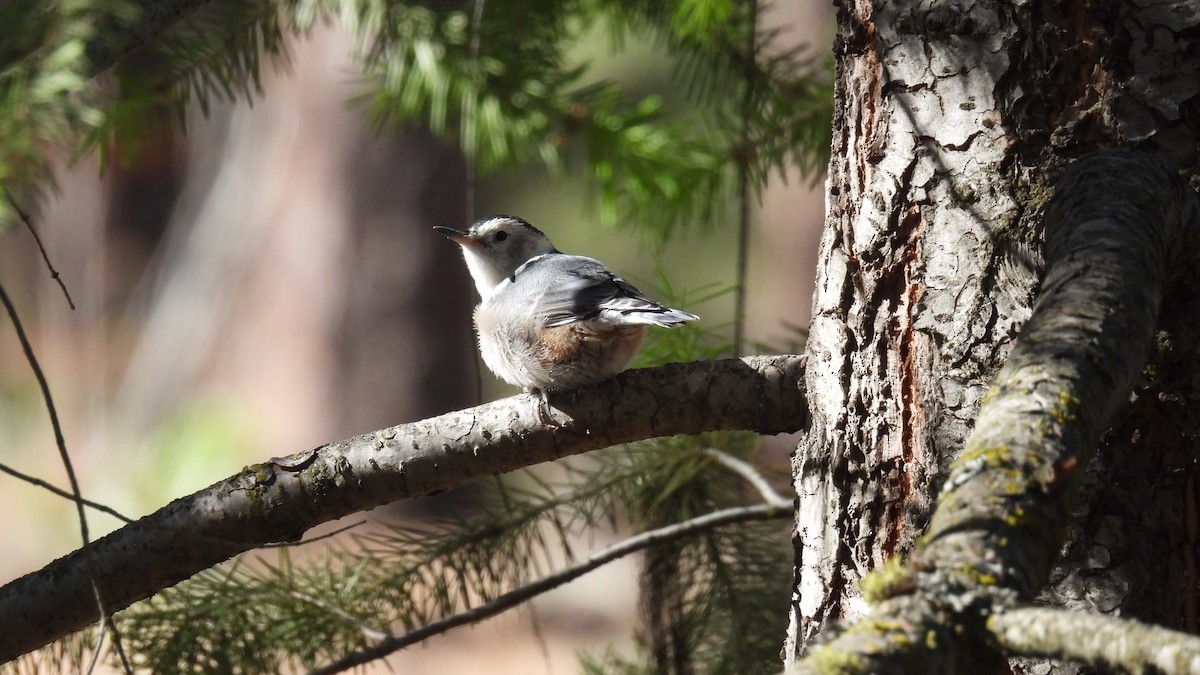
433, 226, 478, 246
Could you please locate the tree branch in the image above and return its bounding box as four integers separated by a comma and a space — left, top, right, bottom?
0, 354, 807, 664
792, 150, 1199, 672
989, 606, 1200, 674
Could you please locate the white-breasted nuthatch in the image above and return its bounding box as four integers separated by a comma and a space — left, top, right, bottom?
436, 215, 698, 393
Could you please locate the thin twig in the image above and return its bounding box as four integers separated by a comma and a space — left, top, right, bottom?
85, 614, 131, 675
732, 0, 759, 357
256, 519, 367, 549
0, 281, 91, 548
525, 603, 553, 675
702, 447, 791, 509
308, 503, 789, 675
5, 191, 76, 310
0, 461, 134, 523
287, 590, 390, 641
103, 610, 132, 673
85, 618, 107, 675
0, 281, 129, 672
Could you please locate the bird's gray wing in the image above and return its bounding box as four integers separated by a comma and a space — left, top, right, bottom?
526, 256, 698, 328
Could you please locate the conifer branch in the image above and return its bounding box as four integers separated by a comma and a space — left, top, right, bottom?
0, 354, 807, 663
85, 0, 214, 76
285, 589, 390, 643
310, 502, 790, 675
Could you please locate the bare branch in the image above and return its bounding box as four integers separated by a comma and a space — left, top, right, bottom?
311, 502, 790, 675
0, 461, 133, 523
0, 287, 85, 533
5, 191, 74, 310
0, 282, 130, 671
990, 606, 1200, 674
0, 354, 807, 663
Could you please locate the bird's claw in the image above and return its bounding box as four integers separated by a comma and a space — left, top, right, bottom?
530, 388, 562, 429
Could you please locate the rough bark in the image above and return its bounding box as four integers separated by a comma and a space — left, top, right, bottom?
789, 0, 1200, 665
0, 354, 806, 664
1027, 6, 1200, 665
790, 0, 1033, 652
791, 149, 1199, 673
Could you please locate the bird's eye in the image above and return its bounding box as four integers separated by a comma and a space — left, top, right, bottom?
494, 230, 508, 242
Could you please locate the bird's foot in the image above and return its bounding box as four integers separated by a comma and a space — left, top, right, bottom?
528, 387, 562, 429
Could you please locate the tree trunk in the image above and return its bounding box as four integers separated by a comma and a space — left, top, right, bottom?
787, 0, 1200, 667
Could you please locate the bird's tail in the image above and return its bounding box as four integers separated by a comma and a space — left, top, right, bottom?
620, 307, 699, 328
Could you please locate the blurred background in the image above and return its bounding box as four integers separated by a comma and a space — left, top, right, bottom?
0, 3, 832, 671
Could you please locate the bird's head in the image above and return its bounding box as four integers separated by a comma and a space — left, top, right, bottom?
435, 215, 557, 298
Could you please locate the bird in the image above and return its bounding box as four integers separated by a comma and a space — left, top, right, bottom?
435, 215, 698, 395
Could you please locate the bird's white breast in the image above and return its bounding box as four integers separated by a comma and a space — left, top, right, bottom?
473, 296, 546, 390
